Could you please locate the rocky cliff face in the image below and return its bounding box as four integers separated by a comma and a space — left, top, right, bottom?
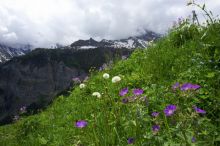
0, 47, 131, 125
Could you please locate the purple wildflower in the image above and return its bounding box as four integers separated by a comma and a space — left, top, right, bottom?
164, 105, 177, 116
72, 77, 81, 84
122, 98, 129, 104
172, 82, 180, 90
127, 138, 135, 144
191, 137, 196, 143
193, 106, 206, 114
180, 83, 192, 90
180, 83, 200, 91
119, 88, 129, 96
75, 120, 88, 128
152, 125, 160, 132
151, 112, 160, 117
133, 89, 144, 96
191, 84, 201, 90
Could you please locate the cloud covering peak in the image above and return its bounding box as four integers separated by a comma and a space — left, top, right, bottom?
0, 0, 219, 47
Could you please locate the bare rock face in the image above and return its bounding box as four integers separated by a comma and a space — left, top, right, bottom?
0, 47, 131, 125
0, 58, 85, 124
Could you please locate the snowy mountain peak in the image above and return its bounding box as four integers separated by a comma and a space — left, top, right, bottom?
0, 44, 32, 63
0, 30, 160, 63
70, 30, 160, 49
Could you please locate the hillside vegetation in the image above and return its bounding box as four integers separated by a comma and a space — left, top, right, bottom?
1, 6, 220, 146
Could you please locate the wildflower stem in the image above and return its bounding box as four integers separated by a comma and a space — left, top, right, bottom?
103, 81, 112, 143
163, 114, 172, 139
182, 130, 190, 146
191, 2, 214, 24
92, 124, 99, 145
181, 120, 191, 146
113, 127, 121, 144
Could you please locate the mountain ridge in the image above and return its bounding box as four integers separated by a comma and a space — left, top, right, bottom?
0, 30, 159, 63
69, 30, 159, 49
0, 44, 32, 63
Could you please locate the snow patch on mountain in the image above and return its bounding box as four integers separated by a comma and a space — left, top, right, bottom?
80, 46, 97, 49
70, 31, 160, 50
0, 44, 32, 63
0, 30, 160, 63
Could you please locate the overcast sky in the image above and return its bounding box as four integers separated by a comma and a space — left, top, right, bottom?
0, 0, 220, 47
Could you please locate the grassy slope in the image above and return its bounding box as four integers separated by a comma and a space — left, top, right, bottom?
0, 22, 220, 146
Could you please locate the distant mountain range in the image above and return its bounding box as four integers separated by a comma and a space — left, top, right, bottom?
69, 30, 159, 49
0, 30, 159, 63
0, 44, 33, 63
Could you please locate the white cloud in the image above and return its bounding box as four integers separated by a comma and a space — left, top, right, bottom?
2, 32, 18, 42
0, 26, 8, 33
0, 0, 219, 47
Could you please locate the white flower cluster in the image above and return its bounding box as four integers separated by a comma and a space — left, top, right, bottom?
103, 73, 110, 79
79, 83, 86, 89
78, 73, 122, 99
92, 92, 101, 98
111, 76, 121, 83
103, 73, 121, 83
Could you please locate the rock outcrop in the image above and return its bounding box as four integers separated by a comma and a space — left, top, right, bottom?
0, 47, 131, 125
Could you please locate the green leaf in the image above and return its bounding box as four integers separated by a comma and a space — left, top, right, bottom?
215, 135, 220, 141
131, 120, 137, 126
206, 72, 215, 78
200, 95, 208, 99
39, 137, 48, 145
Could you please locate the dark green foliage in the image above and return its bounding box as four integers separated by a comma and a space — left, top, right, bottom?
170, 21, 200, 47
12, 47, 132, 72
